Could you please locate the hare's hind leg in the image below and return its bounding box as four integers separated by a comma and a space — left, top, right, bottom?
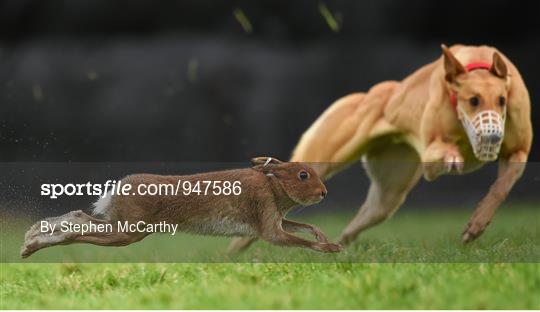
227, 236, 258, 254
338, 142, 422, 245
20, 210, 146, 258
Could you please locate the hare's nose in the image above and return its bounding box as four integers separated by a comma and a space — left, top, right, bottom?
320, 190, 327, 198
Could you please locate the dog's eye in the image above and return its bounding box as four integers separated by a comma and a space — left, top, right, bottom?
298, 171, 310, 180
469, 96, 480, 107
499, 96, 506, 106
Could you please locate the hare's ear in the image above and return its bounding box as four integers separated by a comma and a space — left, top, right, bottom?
250, 157, 283, 167
441, 44, 465, 82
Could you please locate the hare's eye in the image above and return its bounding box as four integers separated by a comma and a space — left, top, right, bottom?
298, 171, 310, 180
499, 96, 506, 106
469, 96, 479, 107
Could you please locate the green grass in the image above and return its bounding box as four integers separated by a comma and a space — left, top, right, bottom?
1, 263, 539, 309
1, 206, 539, 309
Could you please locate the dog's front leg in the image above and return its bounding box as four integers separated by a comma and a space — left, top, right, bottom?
422, 139, 464, 181
462, 151, 528, 243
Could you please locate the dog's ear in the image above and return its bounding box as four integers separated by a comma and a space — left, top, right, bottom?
491, 52, 508, 79
441, 44, 465, 82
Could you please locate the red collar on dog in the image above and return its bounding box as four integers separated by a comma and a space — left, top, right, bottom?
449, 62, 492, 108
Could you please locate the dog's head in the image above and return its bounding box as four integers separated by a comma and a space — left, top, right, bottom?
442, 44, 509, 161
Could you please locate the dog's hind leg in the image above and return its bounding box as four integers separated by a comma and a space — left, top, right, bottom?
20, 210, 146, 258
338, 142, 422, 245
292, 82, 401, 179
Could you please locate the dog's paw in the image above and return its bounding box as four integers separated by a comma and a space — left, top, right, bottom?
423, 149, 464, 181
462, 226, 484, 243
423, 162, 446, 181
462, 213, 491, 243
444, 150, 464, 173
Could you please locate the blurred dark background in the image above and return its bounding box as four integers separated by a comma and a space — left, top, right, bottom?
1, 0, 538, 162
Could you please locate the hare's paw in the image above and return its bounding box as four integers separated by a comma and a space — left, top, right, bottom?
20, 238, 40, 258
313, 242, 343, 253
311, 227, 330, 243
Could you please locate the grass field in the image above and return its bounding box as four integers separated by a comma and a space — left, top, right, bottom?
1, 206, 539, 309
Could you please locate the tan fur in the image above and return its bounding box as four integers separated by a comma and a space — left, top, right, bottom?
229, 44, 532, 251
20, 157, 342, 258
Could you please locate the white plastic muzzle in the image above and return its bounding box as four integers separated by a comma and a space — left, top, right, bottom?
458, 107, 505, 161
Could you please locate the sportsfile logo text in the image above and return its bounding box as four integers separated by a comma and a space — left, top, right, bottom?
40, 179, 243, 199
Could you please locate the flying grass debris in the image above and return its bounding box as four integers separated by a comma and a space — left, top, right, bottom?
233, 8, 253, 34
318, 2, 341, 33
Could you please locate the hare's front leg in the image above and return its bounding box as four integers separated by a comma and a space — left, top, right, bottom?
228, 220, 333, 254
281, 219, 329, 243
264, 229, 342, 253
260, 218, 342, 253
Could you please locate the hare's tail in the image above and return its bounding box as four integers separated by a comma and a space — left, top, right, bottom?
92, 191, 112, 219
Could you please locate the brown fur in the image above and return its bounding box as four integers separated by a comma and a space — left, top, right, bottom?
228, 44, 532, 252
20, 157, 342, 258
